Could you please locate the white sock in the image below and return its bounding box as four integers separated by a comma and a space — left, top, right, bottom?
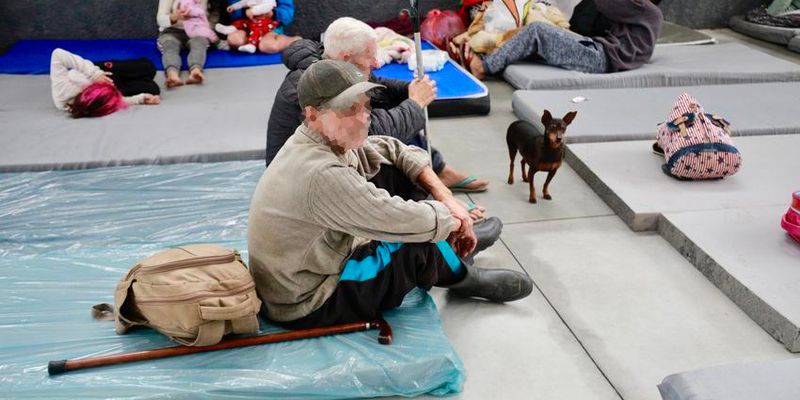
238, 44, 256, 53
215, 23, 237, 35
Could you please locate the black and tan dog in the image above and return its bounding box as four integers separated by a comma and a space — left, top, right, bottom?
506, 110, 577, 203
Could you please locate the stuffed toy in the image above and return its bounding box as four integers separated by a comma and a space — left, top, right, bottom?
215, 0, 279, 53
375, 27, 415, 67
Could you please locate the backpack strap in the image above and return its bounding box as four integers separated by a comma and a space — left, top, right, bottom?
666, 112, 696, 137
705, 113, 732, 135
91, 303, 115, 321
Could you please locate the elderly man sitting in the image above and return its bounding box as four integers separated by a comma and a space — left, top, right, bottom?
249, 60, 532, 328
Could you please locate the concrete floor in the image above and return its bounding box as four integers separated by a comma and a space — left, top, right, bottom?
421, 29, 800, 400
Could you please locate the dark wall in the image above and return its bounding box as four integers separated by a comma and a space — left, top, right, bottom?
659, 0, 767, 29
0, 0, 774, 52
291, 0, 460, 40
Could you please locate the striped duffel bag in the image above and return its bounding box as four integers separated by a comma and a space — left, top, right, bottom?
655, 93, 742, 180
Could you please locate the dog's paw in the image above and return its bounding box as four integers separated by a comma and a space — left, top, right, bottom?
528, 197, 538, 204
507, 178, 514, 185
543, 194, 552, 200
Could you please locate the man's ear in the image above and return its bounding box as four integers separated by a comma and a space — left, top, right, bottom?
563, 111, 577, 126
541, 109, 553, 126
304, 106, 318, 122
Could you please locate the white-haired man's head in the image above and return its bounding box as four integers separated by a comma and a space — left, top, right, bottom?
323, 17, 379, 75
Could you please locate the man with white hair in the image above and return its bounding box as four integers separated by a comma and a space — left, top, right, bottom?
249, 59, 532, 328
266, 16, 489, 194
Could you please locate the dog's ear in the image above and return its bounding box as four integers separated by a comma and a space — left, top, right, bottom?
562, 111, 577, 126
541, 110, 553, 126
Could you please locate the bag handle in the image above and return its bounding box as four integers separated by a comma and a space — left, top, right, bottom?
171, 320, 226, 347
92, 303, 115, 321
199, 294, 258, 321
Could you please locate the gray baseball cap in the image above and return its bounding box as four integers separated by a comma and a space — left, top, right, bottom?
298, 59, 384, 109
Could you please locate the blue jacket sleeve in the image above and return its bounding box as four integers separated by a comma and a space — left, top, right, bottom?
274, 0, 295, 26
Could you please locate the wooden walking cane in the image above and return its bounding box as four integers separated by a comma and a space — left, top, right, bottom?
408, 0, 434, 163
48, 320, 393, 376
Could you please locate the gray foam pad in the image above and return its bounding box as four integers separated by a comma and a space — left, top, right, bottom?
659, 359, 800, 400
502, 42, 800, 90
656, 22, 717, 46
0, 65, 286, 172
565, 135, 800, 232
790, 35, 800, 53
660, 207, 800, 352
512, 82, 800, 143
729, 15, 800, 45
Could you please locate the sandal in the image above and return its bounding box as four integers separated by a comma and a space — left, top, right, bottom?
450, 176, 488, 193
465, 199, 486, 224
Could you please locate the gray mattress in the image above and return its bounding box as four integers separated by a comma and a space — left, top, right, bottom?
512, 82, 800, 143
502, 42, 800, 90
0, 65, 287, 172
659, 358, 800, 400
729, 15, 800, 46
790, 35, 800, 53
656, 21, 716, 46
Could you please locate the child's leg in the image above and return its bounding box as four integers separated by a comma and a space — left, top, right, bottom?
157, 29, 185, 87
186, 36, 209, 84
257, 32, 301, 54
95, 58, 157, 82
116, 79, 161, 96
482, 22, 607, 75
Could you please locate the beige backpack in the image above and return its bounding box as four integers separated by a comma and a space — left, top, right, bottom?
94, 244, 262, 346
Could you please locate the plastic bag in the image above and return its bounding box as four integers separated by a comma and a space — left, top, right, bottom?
408, 49, 449, 73
421, 9, 466, 50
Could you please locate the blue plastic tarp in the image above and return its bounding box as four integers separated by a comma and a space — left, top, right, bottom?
0, 161, 465, 399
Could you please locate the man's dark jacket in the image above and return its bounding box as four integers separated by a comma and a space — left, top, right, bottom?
266, 39, 436, 168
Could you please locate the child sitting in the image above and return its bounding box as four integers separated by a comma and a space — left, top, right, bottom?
215, 0, 279, 53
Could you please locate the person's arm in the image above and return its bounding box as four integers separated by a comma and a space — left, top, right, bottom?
368, 76, 435, 143
227, 0, 249, 11
51, 49, 104, 84
249, 1, 274, 16
368, 100, 426, 143
370, 75, 409, 103
416, 166, 476, 257
593, 0, 660, 23
157, 0, 176, 28
272, 0, 294, 26
184, 3, 206, 17
308, 166, 456, 243
359, 136, 431, 182
123, 94, 160, 106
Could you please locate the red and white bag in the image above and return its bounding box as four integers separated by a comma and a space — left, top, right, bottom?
781, 191, 800, 244
656, 93, 742, 180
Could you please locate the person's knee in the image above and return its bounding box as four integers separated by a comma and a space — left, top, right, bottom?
257, 34, 285, 54
188, 37, 209, 50
227, 31, 246, 46
158, 36, 181, 52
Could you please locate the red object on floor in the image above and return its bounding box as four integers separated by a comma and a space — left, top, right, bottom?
781, 191, 800, 243
421, 9, 466, 50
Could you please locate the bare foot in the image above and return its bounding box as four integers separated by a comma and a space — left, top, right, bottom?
165, 70, 184, 88
186, 68, 205, 85
438, 165, 489, 192
468, 51, 485, 80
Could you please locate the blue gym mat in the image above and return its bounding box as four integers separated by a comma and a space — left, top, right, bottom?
0, 39, 282, 75
0, 161, 465, 399
372, 41, 488, 100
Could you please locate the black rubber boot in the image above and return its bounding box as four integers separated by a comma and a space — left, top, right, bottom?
473, 216, 503, 256
446, 263, 534, 302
